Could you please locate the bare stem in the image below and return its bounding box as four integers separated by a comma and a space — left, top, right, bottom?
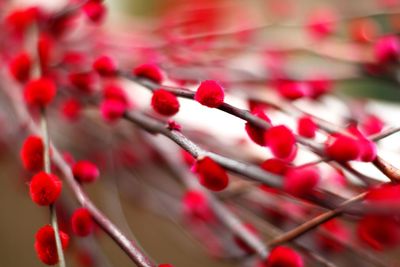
267, 192, 366, 247
41, 109, 66, 267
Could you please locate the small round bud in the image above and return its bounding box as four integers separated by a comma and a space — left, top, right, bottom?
194, 80, 224, 108
34, 225, 69, 265
24, 78, 56, 107
20, 136, 44, 172
151, 89, 180, 116
72, 160, 99, 183
30, 172, 62, 206
194, 157, 229, 191
133, 63, 163, 84
71, 208, 94, 237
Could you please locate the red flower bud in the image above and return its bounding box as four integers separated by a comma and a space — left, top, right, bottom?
133, 63, 163, 84
366, 184, 400, 203
68, 72, 95, 93
93, 55, 117, 77
276, 80, 309, 100
24, 78, 57, 108
60, 98, 81, 122
100, 99, 126, 122
284, 167, 319, 197
325, 134, 361, 162
83, 1, 106, 23
151, 89, 180, 116
297, 116, 317, 138
29, 172, 62, 206
158, 265, 174, 267
374, 35, 400, 64
103, 84, 129, 106
358, 139, 377, 162
8, 51, 31, 82
261, 246, 303, 267
181, 150, 195, 167
194, 80, 224, 108
71, 208, 94, 237
194, 157, 229, 191
34, 225, 69, 265
307, 75, 333, 99
361, 114, 384, 136
245, 108, 271, 146
357, 215, 400, 250
265, 125, 296, 160
260, 158, 290, 176
182, 190, 214, 222
306, 8, 336, 40
72, 160, 99, 183
5, 7, 38, 34
37, 34, 54, 73
315, 219, 349, 252
20, 135, 44, 172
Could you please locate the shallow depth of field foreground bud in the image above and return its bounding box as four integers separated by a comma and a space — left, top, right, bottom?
4, 0, 400, 266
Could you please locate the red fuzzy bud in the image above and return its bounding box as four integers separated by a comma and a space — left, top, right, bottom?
357, 215, 400, 250
181, 150, 195, 167
261, 246, 303, 267
100, 99, 126, 122
306, 8, 336, 40
325, 134, 361, 162
260, 158, 290, 176
34, 225, 69, 265
194, 80, 224, 108
133, 63, 163, 84
37, 34, 54, 74
245, 108, 271, 146
158, 265, 174, 267
103, 84, 129, 106
357, 185, 400, 250
24, 78, 56, 108
315, 219, 349, 252
297, 116, 317, 138
151, 89, 180, 116
265, 125, 296, 160
68, 72, 94, 93
308, 75, 333, 99
72, 160, 99, 183
5, 7, 38, 34
8, 52, 31, 82
29, 172, 62, 206
93, 55, 117, 77
276, 80, 309, 100
284, 167, 319, 197
60, 98, 81, 122
83, 1, 106, 23
194, 157, 229, 191
71, 208, 94, 237
358, 139, 377, 162
366, 184, 400, 203
20, 135, 44, 172
361, 114, 384, 136
374, 35, 400, 64
182, 190, 214, 222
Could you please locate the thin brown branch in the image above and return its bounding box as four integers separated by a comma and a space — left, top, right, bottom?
267, 192, 366, 247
